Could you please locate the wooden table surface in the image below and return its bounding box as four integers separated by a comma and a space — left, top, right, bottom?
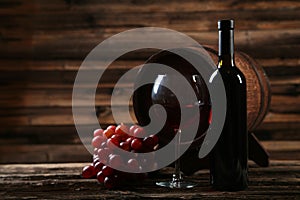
0, 160, 299, 199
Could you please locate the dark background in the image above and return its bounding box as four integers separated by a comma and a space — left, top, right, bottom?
0, 0, 299, 163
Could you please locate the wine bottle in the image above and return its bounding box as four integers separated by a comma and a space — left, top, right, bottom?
209, 19, 248, 191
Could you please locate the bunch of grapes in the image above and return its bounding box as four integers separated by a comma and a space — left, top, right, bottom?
82, 124, 159, 189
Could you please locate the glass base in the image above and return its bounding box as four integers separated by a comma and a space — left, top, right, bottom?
156, 181, 197, 189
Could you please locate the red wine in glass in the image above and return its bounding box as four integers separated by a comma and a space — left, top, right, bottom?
151, 74, 211, 188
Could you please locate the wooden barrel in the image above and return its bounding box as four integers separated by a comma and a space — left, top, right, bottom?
133, 46, 271, 170
204, 46, 271, 131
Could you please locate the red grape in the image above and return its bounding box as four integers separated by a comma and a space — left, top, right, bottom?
100, 141, 107, 148
107, 125, 116, 132
109, 154, 123, 168
82, 165, 96, 179
133, 127, 145, 138
93, 155, 99, 161
126, 137, 134, 144
111, 134, 123, 143
141, 154, 156, 171
102, 166, 114, 176
127, 158, 140, 172
93, 148, 98, 154
94, 162, 104, 173
92, 136, 105, 148
115, 124, 129, 137
97, 148, 111, 163
119, 141, 131, 151
107, 138, 119, 150
93, 129, 104, 137
104, 129, 114, 139
129, 125, 139, 136
93, 157, 100, 165
131, 138, 143, 151
143, 136, 155, 150
150, 134, 159, 146
97, 171, 105, 183
104, 176, 118, 189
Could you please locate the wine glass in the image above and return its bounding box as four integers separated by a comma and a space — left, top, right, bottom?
151, 73, 210, 188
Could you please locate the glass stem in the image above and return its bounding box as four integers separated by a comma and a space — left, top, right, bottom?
172, 129, 182, 183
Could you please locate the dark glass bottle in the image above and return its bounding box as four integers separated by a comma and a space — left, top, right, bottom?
209, 19, 248, 191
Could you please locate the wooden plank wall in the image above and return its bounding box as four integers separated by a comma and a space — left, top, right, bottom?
0, 0, 299, 163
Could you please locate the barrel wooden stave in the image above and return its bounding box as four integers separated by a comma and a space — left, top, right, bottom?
204, 46, 271, 131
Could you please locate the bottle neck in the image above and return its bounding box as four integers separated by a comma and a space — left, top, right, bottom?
218, 29, 235, 68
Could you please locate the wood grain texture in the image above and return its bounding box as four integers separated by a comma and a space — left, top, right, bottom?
0, 160, 299, 199
0, 0, 299, 163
